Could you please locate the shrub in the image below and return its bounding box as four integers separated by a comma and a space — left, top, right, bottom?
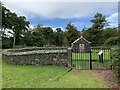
111, 47, 120, 83
2, 37, 13, 49
13, 44, 27, 49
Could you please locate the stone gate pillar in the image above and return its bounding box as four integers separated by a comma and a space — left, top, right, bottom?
68, 48, 72, 68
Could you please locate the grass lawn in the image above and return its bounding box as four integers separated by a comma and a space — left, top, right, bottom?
2, 61, 107, 88
0, 51, 2, 88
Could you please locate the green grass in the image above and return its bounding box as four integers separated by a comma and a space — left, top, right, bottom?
2, 62, 107, 88
72, 50, 110, 60
72, 49, 111, 69
0, 51, 2, 89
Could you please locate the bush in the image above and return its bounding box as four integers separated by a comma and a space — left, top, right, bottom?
2, 37, 13, 49
13, 44, 27, 49
111, 47, 120, 83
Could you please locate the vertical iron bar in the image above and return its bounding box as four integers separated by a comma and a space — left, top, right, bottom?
75, 48, 77, 69
78, 48, 80, 69
77, 48, 79, 69
90, 49, 92, 70
110, 48, 112, 70
77, 48, 78, 69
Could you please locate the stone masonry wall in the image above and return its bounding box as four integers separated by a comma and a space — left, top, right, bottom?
2, 47, 71, 67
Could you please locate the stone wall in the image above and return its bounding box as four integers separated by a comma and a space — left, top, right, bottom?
2, 47, 72, 67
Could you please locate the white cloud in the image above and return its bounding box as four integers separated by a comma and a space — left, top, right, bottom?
44, 26, 66, 32
4, 29, 13, 37
29, 25, 34, 29
73, 22, 84, 26
1, 0, 119, 2
107, 13, 118, 27
2, 2, 118, 19
51, 27, 56, 31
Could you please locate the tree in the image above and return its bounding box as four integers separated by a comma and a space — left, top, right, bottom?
10, 14, 29, 47
14, 16, 29, 45
2, 5, 13, 35
33, 24, 43, 32
104, 37, 119, 46
53, 28, 64, 46
2, 4, 29, 48
23, 28, 45, 47
83, 13, 109, 46
2, 37, 13, 48
62, 37, 69, 47
41, 27, 53, 46
103, 28, 118, 40
65, 22, 80, 46
90, 13, 108, 30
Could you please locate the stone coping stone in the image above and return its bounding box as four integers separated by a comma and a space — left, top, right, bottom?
3, 47, 68, 56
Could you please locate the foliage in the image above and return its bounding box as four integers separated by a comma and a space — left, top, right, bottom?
104, 37, 119, 46
62, 37, 69, 47
65, 22, 80, 46
2, 5, 29, 47
53, 28, 64, 46
111, 48, 120, 83
1, 5, 118, 48
83, 28, 103, 46
83, 27, 118, 46
23, 28, 45, 47
2, 37, 13, 49
103, 28, 118, 40
90, 13, 108, 30
82, 13, 109, 46
13, 45, 27, 49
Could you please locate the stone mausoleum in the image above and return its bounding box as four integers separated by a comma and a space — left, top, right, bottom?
71, 36, 91, 53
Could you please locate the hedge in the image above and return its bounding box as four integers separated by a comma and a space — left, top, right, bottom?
111, 47, 120, 83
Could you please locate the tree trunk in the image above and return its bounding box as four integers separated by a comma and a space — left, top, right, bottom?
2, 28, 5, 37
13, 33, 16, 48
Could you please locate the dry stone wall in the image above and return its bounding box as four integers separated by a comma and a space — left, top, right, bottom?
2, 47, 71, 67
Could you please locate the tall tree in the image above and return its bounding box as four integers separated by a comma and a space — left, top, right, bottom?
2, 4, 29, 47
90, 13, 108, 30
53, 28, 64, 46
65, 22, 80, 46
84, 13, 109, 46
41, 27, 53, 46
10, 14, 29, 47
2, 5, 13, 35
14, 16, 29, 46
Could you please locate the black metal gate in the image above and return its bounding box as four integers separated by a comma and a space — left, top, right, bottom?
72, 47, 112, 70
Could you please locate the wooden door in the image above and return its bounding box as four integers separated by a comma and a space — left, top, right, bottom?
79, 44, 85, 52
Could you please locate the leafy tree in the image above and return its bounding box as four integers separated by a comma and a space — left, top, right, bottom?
41, 27, 53, 46
2, 4, 29, 48
12, 15, 29, 47
23, 27, 45, 47
33, 24, 43, 32
65, 22, 80, 46
82, 13, 109, 46
90, 13, 108, 30
104, 37, 119, 46
2, 37, 13, 48
53, 28, 64, 46
62, 37, 69, 47
102, 27, 118, 40
2, 5, 13, 35
82, 27, 103, 46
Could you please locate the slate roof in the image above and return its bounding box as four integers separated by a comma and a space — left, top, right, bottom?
71, 35, 91, 45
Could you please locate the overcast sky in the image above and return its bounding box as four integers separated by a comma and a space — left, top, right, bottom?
1, 0, 119, 31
